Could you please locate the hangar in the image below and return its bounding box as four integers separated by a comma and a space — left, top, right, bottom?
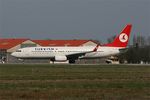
0, 38, 102, 63
0, 39, 39, 63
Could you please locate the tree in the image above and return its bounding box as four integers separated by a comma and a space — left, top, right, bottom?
147, 36, 150, 46
133, 35, 146, 47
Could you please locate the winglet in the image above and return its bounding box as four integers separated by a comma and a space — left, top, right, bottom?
93, 44, 99, 52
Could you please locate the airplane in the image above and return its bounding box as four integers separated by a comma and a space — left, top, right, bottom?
11, 24, 132, 63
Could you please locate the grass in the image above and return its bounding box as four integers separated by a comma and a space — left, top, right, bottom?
0, 64, 150, 99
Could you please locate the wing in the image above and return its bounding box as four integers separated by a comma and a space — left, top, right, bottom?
67, 44, 99, 60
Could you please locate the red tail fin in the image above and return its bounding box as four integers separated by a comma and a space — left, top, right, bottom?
104, 24, 132, 47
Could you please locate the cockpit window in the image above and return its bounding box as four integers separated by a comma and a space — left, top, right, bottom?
16, 50, 21, 52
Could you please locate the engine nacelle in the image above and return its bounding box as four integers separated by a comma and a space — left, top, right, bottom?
55, 56, 67, 61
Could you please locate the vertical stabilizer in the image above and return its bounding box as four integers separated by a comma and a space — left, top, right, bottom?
104, 24, 132, 47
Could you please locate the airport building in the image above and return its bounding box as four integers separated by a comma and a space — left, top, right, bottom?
0, 38, 104, 64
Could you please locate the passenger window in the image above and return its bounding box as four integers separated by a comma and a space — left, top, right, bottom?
16, 50, 21, 52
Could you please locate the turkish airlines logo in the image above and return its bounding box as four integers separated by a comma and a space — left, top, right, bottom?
119, 33, 128, 43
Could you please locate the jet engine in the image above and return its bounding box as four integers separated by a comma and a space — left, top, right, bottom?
55, 56, 67, 61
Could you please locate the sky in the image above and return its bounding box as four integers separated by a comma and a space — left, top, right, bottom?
0, 0, 150, 43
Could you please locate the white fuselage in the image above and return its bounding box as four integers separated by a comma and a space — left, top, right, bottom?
11, 46, 94, 58
11, 46, 121, 59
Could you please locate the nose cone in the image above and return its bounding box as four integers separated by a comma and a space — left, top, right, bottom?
11, 52, 17, 57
